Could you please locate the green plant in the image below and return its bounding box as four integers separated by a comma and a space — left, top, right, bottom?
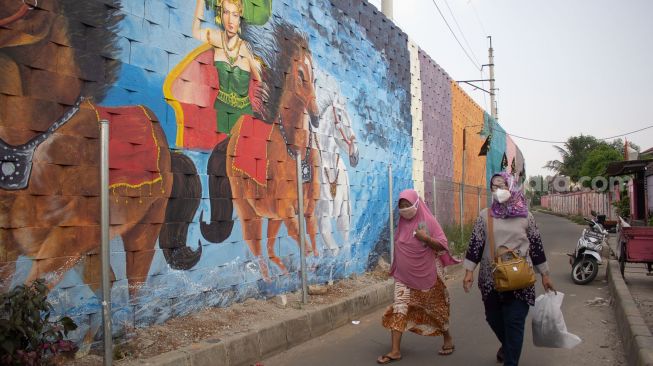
612, 194, 630, 219
442, 221, 475, 256
0, 279, 78, 365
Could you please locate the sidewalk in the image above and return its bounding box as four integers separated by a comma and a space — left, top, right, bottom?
121, 277, 399, 366
537, 209, 653, 366
593, 220, 653, 366
117, 265, 462, 366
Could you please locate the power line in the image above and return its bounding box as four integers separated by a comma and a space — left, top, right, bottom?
468, 0, 488, 37
488, 124, 653, 144
442, 0, 481, 67
430, 0, 481, 70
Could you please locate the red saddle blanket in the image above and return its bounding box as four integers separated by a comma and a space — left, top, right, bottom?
232, 114, 274, 186
94, 105, 163, 189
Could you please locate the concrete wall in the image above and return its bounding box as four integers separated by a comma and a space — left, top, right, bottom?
0, 0, 523, 345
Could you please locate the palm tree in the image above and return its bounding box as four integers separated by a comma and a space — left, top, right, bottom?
543, 135, 604, 182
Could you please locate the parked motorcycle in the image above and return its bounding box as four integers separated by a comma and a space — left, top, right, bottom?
568, 215, 609, 285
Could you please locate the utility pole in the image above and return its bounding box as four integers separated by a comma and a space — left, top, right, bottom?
488, 36, 498, 120
382, 0, 393, 20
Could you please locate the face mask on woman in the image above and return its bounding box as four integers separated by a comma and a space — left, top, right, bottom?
399, 200, 419, 220
493, 188, 511, 204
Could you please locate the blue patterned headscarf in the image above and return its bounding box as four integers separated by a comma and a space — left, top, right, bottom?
490, 171, 529, 218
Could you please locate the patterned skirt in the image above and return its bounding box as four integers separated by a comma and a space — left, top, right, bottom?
381, 278, 450, 336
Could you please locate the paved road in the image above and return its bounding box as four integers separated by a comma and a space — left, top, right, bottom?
262, 212, 626, 365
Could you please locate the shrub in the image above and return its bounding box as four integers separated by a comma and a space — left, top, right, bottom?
0, 279, 78, 365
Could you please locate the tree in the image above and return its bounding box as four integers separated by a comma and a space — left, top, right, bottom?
544, 135, 604, 182
579, 145, 623, 189
610, 138, 640, 156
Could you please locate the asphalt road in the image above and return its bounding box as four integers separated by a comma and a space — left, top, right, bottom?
262, 212, 626, 365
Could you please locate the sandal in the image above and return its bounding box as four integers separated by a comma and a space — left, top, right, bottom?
377, 353, 402, 364
438, 345, 455, 356
496, 347, 504, 363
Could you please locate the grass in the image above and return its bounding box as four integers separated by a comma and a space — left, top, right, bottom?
442, 222, 475, 256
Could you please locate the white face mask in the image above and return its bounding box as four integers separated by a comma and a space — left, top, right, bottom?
493, 188, 511, 203
399, 200, 419, 220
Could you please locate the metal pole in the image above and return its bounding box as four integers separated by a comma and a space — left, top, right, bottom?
99, 120, 112, 366
488, 36, 498, 121
388, 164, 394, 264
460, 129, 466, 246
296, 157, 308, 304
432, 177, 437, 218
477, 186, 482, 215
381, 0, 394, 20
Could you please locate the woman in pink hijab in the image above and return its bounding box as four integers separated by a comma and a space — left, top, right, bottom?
377, 189, 460, 364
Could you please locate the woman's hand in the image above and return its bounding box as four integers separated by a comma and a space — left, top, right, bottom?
463, 270, 474, 293
414, 228, 429, 243
542, 273, 556, 293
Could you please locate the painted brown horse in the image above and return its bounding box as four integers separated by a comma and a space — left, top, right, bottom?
201, 22, 321, 280
0, 0, 201, 304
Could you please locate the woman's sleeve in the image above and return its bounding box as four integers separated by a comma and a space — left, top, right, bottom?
527, 213, 550, 274
463, 215, 486, 271
428, 216, 449, 251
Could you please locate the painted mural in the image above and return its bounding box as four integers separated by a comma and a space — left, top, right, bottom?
0, 0, 522, 348
0, 0, 413, 345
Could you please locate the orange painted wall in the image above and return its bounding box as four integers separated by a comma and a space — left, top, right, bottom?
451, 81, 488, 224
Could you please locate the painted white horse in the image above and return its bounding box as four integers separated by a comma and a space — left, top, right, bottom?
314, 93, 359, 256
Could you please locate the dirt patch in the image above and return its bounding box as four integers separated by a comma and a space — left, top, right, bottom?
65, 268, 391, 365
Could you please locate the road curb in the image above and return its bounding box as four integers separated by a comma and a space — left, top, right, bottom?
607, 259, 653, 366
124, 278, 395, 366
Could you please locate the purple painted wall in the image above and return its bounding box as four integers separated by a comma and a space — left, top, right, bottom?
419, 50, 454, 224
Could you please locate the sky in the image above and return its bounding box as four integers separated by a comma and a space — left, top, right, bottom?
368, 0, 653, 178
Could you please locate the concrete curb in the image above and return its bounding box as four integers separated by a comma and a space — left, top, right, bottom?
123, 279, 396, 366
607, 259, 653, 366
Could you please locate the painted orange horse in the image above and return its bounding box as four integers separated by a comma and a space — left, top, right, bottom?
200, 22, 321, 280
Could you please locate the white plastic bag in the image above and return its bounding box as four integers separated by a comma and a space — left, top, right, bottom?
532, 291, 582, 348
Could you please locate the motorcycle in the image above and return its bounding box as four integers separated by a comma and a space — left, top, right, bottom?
568, 214, 609, 285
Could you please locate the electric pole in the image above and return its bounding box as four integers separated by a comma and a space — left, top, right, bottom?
488, 36, 498, 121
382, 0, 393, 20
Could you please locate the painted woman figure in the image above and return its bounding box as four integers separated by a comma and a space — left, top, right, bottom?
193, 0, 267, 135
164, 0, 271, 150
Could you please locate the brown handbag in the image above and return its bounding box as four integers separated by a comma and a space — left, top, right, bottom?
488, 213, 536, 292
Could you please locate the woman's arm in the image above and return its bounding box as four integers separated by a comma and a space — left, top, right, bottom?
415, 229, 446, 251
243, 42, 262, 82
527, 213, 556, 292
192, 0, 210, 43
463, 215, 486, 292
527, 213, 549, 273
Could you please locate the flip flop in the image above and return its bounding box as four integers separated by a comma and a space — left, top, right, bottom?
438, 345, 455, 356
377, 353, 402, 364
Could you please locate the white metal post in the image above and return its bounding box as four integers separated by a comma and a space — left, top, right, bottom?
388, 164, 394, 264
99, 120, 112, 366
296, 158, 308, 304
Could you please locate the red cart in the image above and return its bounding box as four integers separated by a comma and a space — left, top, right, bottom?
617, 217, 653, 277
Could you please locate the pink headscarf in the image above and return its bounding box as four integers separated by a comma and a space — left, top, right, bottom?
390, 189, 460, 290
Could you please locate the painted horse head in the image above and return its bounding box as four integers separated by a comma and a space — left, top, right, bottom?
319, 94, 359, 167
0, 0, 122, 189
251, 21, 319, 151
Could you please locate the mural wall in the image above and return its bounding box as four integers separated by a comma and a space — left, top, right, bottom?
0, 0, 523, 345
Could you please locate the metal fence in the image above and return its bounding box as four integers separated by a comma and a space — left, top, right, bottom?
425, 178, 490, 255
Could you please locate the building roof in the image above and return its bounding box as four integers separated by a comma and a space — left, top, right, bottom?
604, 159, 653, 177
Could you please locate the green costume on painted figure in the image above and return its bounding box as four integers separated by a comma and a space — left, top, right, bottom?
214, 60, 252, 134
210, 0, 271, 134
